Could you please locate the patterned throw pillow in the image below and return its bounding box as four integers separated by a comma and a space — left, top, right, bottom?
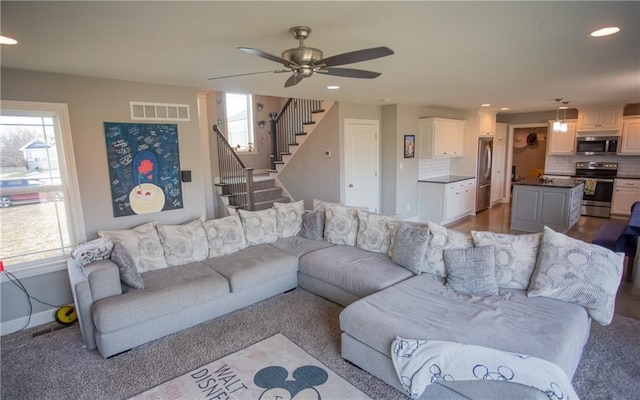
298, 210, 325, 241
324, 204, 360, 246
156, 218, 208, 267
356, 210, 397, 254
238, 208, 278, 246
425, 222, 473, 277
391, 222, 430, 274
471, 231, 542, 289
274, 200, 305, 238
110, 243, 145, 289
202, 214, 247, 258
444, 246, 498, 296
71, 238, 113, 266
99, 222, 168, 273
527, 226, 624, 326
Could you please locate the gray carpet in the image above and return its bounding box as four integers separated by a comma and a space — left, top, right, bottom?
1, 288, 639, 400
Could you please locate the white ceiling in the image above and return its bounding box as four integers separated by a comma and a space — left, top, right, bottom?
1, 1, 639, 114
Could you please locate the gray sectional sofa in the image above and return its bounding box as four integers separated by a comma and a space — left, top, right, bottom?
67, 200, 624, 399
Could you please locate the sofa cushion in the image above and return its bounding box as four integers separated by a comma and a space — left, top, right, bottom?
202, 244, 298, 292
444, 246, 497, 296
98, 221, 168, 273
238, 208, 278, 246
72, 238, 113, 266
391, 222, 430, 274
298, 210, 325, 241
110, 243, 145, 289
425, 222, 473, 278
203, 214, 247, 258
528, 226, 624, 326
274, 200, 304, 238
269, 236, 335, 258
299, 245, 413, 298
471, 231, 542, 290
157, 218, 208, 267
324, 204, 360, 246
339, 274, 591, 379
356, 210, 397, 254
92, 261, 229, 333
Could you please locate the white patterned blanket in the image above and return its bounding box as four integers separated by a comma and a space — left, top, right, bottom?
391, 337, 579, 400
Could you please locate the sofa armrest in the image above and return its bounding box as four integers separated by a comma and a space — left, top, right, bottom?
67, 258, 122, 350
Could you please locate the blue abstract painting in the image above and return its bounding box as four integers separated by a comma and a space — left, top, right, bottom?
104, 122, 183, 217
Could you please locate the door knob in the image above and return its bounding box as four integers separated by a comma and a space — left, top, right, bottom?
349, 184, 354, 187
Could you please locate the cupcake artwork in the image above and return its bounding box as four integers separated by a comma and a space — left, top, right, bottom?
104, 122, 183, 217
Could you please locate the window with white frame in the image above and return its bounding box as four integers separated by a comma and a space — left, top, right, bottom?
225, 93, 255, 153
0, 101, 84, 273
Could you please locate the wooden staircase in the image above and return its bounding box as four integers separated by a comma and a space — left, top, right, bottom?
216, 174, 289, 212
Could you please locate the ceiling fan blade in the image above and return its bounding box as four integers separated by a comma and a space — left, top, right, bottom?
238, 47, 291, 66
317, 67, 381, 79
315, 46, 394, 68
284, 74, 305, 88
208, 70, 280, 80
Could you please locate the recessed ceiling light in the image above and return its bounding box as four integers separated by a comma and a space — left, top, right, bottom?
590, 27, 620, 37
559, 106, 569, 110
0, 35, 18, 45
500, 107, 510, 111
326, 85, 339, 90
481, 103, 491, 107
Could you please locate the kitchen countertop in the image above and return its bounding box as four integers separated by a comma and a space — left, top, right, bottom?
615, 175, 640, 179
418, 175, 475, 184
513, 178, 584, 189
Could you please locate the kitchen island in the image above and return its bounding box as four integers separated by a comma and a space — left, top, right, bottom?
511, 178, 584, 233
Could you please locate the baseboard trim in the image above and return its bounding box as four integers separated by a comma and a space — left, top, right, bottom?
0, 308, 57, 336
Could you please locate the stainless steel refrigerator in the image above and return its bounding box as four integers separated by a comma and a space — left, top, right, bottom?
476, 137, 493, 212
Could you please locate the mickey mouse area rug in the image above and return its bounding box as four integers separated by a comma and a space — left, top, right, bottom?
129, 333, 372, 400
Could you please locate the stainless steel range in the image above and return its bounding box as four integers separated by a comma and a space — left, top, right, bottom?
573, 162, 618, 218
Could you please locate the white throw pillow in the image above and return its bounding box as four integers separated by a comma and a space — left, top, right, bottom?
98, 221, 168, 273
527, 226, 624, 326
324, 204, 360, 246
238, 208, 278, 246
202, 214, 247, 258
156, 218, 208, 267
471, 231, 542, 289
274, 200, 305, 238
71, 237, 114, 266
424, 222, 473, 278
356, 210, 397, 254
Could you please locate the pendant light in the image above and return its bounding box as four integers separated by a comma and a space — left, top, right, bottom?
559, 101, 569, 132
552, 98, 568, 133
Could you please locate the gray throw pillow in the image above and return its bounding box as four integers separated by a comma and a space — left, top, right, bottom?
391, 222, 430, 274
444, 246, 497, 296
110, 243, 145, 289
298, 210, 325, 241
425, 222, 473, 277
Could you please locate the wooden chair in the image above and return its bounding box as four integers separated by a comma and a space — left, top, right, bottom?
592, 201, 640, 282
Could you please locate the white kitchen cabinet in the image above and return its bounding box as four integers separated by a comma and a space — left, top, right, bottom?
419, 117, 465, 158
547, 120, 577, 155
612, 179, 640, 215
577, 109, 622, 132
419, 179, 476, 224
619, 118, 640, 155
491, 122, 507, 204
478, 111, 495, 136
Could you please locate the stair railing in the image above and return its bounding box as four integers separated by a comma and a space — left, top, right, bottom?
213, 124, 254, 211
269, 98, 323, 170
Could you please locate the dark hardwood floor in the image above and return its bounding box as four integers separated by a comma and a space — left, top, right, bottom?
447, 202, 640, 320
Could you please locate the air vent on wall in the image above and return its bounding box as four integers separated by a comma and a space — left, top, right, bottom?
130, 101, 190, 121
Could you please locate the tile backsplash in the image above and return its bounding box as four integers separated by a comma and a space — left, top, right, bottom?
545, 155, 640, 177
418, 158, 450, 179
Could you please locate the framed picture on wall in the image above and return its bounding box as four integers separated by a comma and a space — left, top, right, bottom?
404, 135, 415, 158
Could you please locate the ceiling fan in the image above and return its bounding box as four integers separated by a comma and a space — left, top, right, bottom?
209, 26, 394, 87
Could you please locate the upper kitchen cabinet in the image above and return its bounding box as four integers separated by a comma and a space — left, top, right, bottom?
419, 117, 465, 158
619, 117, 640, 155
547, 120, 577, 155
577, 109, 622, 133
478, 111, 496, 136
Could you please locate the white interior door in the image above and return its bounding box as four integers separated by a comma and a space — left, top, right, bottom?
344, 119, 380, 212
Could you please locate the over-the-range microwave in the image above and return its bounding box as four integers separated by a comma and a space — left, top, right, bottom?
575, 136, 619, 155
